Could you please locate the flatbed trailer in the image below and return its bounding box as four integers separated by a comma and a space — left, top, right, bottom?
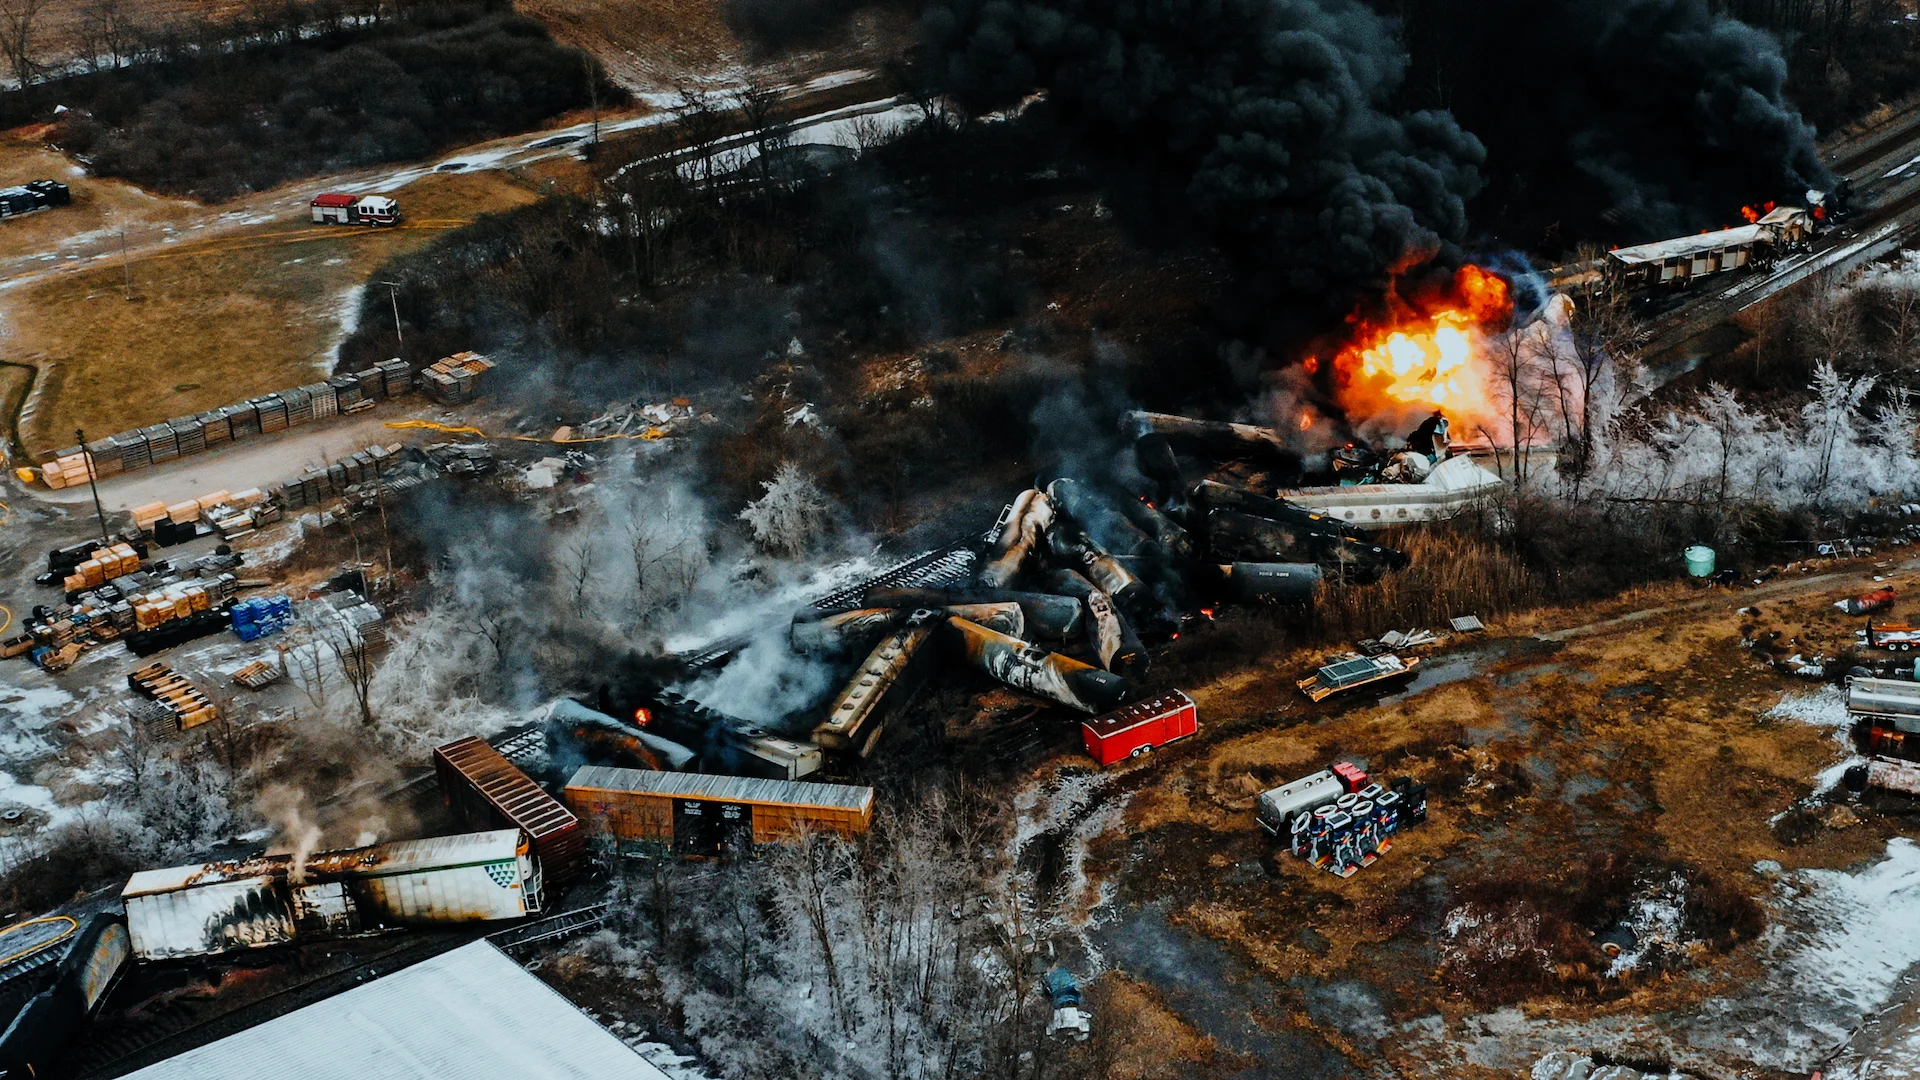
1298, 654, 1420, 702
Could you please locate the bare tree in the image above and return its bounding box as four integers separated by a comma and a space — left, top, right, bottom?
674, 87, 727, 195
0, 0, 43, 88
78, 0, 140, 70
561, 533, 597, 619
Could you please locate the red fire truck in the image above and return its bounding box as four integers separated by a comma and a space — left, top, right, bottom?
310, 193, 399, 226
1081, 690, 1197, 765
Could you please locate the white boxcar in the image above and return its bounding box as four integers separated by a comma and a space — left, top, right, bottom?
122, 873, 295, 961
344, 830, 541, 924
121, 829, 540, 961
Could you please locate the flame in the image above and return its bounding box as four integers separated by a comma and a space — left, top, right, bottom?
1323, 265, 1512, 426
1740, 200, 1778, 224
633, 707, 652, 728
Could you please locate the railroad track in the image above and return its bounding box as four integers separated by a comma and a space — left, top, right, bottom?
487, 902, 613, 954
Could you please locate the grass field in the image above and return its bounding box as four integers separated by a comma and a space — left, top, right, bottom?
8, 168, 544, 457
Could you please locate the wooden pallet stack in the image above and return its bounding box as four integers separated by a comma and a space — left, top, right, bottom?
128, 662, 219, 732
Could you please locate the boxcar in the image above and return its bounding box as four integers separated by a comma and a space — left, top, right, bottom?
434, 736, 587, 882
564, 766, 873, 856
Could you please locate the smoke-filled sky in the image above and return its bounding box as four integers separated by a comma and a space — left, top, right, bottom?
921, 0, 1828, 313
1402, 0, 1830, 245
921, 0, 1487, 320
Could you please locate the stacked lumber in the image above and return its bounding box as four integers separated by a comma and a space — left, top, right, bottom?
61, 543, 142, 593
129, 662, 219, 731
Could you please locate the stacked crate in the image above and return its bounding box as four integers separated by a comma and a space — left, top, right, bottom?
199, 408, 232, 448
130, 501, 168, 533
251, 394, 289, 433
353, 367, 385, 402
421, 351, 495, 404
224, 402, 260, 439
282, 386, 313, 426
86, 437, 124, 479
328, 374, 363, 412
141, 423, 179, 464
118, 431, 151, 472
169, 416, 206, 456
62, 543, 141, 593
230, 596, 293, 642
377, 358, 412, 395
305, 381, 338, 419
38, 450, 95, 489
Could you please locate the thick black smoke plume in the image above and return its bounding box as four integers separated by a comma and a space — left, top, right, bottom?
920, 0, 1486, 322
1404, 0, 1831, 245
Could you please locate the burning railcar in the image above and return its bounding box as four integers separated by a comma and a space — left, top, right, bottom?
120, 829, 542, 961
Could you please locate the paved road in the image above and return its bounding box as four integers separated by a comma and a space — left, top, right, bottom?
0, 68, 890, 297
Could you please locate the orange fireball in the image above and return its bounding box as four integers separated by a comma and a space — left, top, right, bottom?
1321, 264, 1513, 430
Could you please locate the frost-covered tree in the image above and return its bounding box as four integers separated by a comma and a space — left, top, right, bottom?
739, 462, 832, 557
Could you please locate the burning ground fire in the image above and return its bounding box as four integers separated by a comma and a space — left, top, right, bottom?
1318, 264, 1515, 434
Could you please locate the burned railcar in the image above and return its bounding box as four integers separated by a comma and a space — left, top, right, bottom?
564, 766, 873, 856
1605, 206, 1818, 291
433, 736, 587, 884
121, 830, 542, 961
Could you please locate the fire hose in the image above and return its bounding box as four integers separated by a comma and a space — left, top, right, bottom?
0, 915, 77, 968
383, 420, 668, 443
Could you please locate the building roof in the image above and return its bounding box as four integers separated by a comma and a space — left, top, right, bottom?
1607, 224, 1767, 265
567, 765, 874, 813
122, 940, 672, 1080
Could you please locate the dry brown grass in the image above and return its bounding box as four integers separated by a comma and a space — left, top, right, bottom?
1085, 974, 1217, 1080
10, 169, 539, 455
1311, 526, 1538, 640
1118, 554, 1909, 1043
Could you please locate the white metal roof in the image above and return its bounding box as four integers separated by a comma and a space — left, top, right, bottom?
1608, 224, 1766, 265
122, 940, 672, 1080
568, 765, 874, 812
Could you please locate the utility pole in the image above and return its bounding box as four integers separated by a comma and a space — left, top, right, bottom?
379, 280, 403, 347
76, 427, 110, 547
119, 225, 131, 300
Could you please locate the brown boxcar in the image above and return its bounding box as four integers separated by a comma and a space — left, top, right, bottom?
564, 765, 874, 856
432, 737, 586, 883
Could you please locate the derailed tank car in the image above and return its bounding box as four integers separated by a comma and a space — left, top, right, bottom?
121, 829, 542, 961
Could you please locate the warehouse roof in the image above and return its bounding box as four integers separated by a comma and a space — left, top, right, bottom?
1607, 224, 1766, 265
122, 940, 672, 1080
568, 765, 875, 812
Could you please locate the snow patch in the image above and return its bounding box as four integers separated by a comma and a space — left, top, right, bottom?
1782, 838, 1920, 1020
